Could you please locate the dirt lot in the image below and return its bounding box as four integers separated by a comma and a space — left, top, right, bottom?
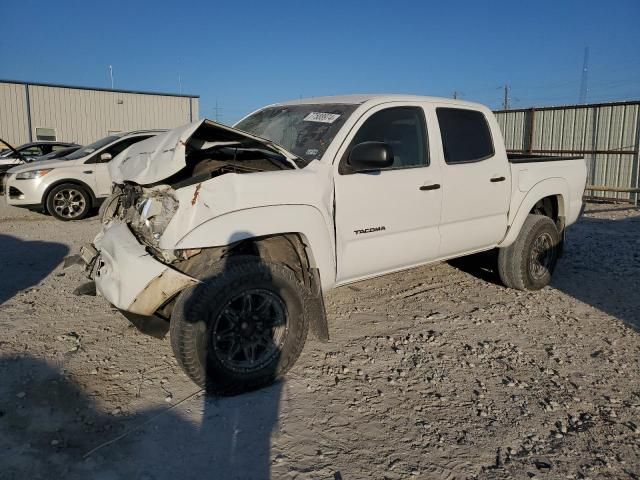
0, 200, 638, 479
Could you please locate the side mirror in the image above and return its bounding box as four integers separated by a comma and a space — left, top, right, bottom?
100, 152, 113, 162
348, 141, 394, 172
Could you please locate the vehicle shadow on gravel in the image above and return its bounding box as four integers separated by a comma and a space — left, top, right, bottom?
450, 214, 640, 332
0, 355, 283, 479
551, 215, 640, 332
0, 234, 69, 305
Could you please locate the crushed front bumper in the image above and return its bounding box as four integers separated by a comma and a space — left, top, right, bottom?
83, 220, 198, 316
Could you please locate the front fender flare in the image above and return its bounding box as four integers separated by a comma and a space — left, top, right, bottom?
174, 204, 337, 290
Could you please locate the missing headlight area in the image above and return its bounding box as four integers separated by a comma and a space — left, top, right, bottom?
128, 185, 178, 244
103, 184, 179, 260
103, 119, 306, 263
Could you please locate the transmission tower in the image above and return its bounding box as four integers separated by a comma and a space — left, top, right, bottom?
502, 85, 510, 110
579, 47, 589, 104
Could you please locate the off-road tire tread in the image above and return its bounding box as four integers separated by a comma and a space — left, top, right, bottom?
170, 257, 309, 395
497, 214, 559, 291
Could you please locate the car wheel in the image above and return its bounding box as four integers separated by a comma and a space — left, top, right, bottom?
46, 183, 91, 221
497, 214, 560, 290
170, 257, 309, 395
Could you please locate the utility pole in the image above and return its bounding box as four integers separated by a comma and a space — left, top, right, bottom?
502, 84, 510, 110
453, 91, 458, 99
579, 46, 589, 104
109, 65, 114, 89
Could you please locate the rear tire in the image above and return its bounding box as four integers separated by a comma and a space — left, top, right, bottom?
170, 258, 309, 395
497, 214, 560, 290
46, 183, 91, 221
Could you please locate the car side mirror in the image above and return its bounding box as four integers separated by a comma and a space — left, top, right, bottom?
100, 152, 113, 162
347, 141, 394, 172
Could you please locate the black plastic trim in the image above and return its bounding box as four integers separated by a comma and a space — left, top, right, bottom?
508, 154, 583, 164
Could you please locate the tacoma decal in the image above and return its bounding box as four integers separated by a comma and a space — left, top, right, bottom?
354, 226, 386, 235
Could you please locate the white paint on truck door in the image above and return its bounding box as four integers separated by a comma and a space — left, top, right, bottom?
334, 105, 442, 283
432, 105, 510, 256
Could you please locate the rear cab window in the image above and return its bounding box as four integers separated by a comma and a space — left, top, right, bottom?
436, 107, 494, 164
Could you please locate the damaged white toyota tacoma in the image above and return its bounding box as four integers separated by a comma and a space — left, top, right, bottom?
78, 95, 587, 394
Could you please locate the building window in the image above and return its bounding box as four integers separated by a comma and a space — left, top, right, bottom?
36, 127, 57, 141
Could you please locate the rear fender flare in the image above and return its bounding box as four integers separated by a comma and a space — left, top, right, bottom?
500, 177, 568, 247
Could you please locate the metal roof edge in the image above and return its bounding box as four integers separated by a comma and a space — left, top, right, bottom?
494, 99, 640, 113
0, 79, 199, 98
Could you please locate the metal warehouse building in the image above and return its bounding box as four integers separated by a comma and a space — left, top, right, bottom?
0, 79, 199, 147
495, 100, 640, 204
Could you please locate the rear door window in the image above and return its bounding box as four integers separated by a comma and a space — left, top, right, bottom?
436, 108, 494, 164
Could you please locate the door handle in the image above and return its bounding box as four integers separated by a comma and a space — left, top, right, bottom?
419, 184, 441, 191
490, 176, 506, 182
83, 170, 93, 174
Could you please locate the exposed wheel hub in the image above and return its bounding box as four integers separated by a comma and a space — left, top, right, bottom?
211, 289, 288, 372
529, 232, 554, 280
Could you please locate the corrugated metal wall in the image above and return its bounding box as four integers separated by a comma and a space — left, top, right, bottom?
0, 80, 199, 146
496, 101, 640, 202
0, 82, 29, 146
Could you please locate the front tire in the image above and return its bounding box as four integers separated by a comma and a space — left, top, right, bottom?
497, 214, 560, 290
170, 258, 309, 395
46, 183, 91, 221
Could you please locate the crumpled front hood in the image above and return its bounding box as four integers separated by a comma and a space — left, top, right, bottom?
110, 119, 298, 186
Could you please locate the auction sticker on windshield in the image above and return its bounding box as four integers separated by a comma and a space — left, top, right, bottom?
303, 112, 341, 124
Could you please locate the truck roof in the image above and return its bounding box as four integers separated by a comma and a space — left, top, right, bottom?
277, 94, 486, 109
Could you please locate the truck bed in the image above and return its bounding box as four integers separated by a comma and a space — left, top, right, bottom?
508, 153, 583, 164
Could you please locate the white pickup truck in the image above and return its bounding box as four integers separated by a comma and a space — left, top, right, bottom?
80, 95, 587, 394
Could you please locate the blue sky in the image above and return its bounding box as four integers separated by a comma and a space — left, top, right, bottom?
1, 0, 639, 124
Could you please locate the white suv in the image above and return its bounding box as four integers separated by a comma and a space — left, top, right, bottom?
4, 130, 163, 220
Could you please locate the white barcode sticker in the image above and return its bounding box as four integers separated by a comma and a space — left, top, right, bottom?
303, 112, 341, 124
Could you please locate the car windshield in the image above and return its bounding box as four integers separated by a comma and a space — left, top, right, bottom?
64, 135, 119, 160
37, 146, 79, 161
235, 104, 358, 163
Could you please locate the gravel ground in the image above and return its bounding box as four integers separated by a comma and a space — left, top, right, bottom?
0, 201, 638, 479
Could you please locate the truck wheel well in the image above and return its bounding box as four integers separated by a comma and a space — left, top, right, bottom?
230, 233, 314, 288
165, 233, 329, 342
528, 195, 564, 233
529, 195, 558, 221
173, 233, 316, 289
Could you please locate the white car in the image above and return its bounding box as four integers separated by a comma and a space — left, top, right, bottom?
80, 95, 587, 394
0, 140, 79, 194
4, 130, 163, 220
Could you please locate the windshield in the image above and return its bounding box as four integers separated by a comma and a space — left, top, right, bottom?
64, 135, 119, 160
235, 104, 358, 163
37, 146, 79, 161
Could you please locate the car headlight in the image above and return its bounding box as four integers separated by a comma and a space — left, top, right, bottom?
131, 189, 179, 243
15, 169, 52, 180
